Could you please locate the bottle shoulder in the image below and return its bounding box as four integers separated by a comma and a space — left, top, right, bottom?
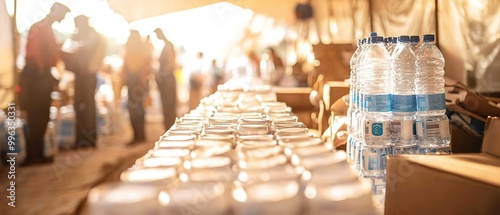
416, 44, 444, 59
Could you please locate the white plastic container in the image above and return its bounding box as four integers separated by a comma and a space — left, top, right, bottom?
232, 180, 302, 215
56, 105, 76, 149
44, 121, 58, 158
89, 182, 159, 215
120, 167, 178, 187
158, 181, 228, 215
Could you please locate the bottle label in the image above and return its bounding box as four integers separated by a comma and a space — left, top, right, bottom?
347, 136, 356, 162
390, 119, 415, 140
364, 120, 390, 140
349, 89, 354, 105
416, 93, 445, 111
392, 95, 416, 112
416, 117, 450, 138
362, 148, 387, 171
362, 93, 367, 110
353, 142, 362, 167
364, 94, 391, 112
352, 89, 358, 107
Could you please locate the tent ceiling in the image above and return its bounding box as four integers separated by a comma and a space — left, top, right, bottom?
107, 0, 301, 23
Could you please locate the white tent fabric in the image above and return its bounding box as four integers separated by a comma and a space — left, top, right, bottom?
439, 0, 500, 93
0, 0, 14, 109
107, 0, 299, 23
10, 0, 500, 93
371, 0, 436, 37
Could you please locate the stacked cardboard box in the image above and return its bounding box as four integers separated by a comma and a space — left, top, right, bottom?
446, 79, 500, 153
385, 117, 500, 215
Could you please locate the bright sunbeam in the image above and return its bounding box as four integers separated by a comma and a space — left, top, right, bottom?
17, 0, 130, 43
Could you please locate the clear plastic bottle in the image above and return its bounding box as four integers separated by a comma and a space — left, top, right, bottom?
358, 36, 392, 177
346, 39, 363, 164
352, 37, 370, 171
415, 34, 451, 151
386, 37, 396, 55
384, 37, 392, 50
391, 36, 417, 154
389, 37, 398, 56
410, 35, 420, 54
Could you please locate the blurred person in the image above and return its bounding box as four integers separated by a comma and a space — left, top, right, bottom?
18, 2, 70, 166
188, 52, 206, 110
209, 59, 224, 94
267, 48, 284, 86
154, 28, 177, 131
63, 15, 106, 148
123, 30, 153, 145
247, 51, 261, 78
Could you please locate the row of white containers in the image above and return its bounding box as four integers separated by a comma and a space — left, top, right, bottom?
88, 84, 378, 215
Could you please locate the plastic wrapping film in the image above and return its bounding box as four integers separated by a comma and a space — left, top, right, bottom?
439, 0, 500, 93
294, 0, 371, 45
370, 0, 437, 40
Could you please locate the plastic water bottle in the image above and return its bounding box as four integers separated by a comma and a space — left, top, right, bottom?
391, 36, 417, 154
415, 34, 451, 152
358, 36, 392, 177
347, 39, 363, 164
391, 37, 398, 54
386, 37, 397, 55
57, 105, 76, 149
410, 35, 420, 53
384, 37, 391, 50
351, 37, 370, 171
391, 36, 404, 60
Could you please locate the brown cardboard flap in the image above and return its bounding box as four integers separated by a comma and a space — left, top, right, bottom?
447, 103, 487, 122
388, 154, 500, 187
385, 154, 500, 215
448, 82, 500, 119
451, 124, 483, 153
482, 117, 500, 157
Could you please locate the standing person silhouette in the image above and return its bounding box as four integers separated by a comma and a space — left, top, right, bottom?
267, 47, 284, 86
188, 52, 206, 110
63, 15, 106, 148
209, 59, 224, 94
19, 2, 70, 166
123, 30, 152, 145
154, 28, 177, 131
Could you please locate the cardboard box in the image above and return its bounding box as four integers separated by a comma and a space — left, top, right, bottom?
445, 79, 500, 120
385, 154, 500, 215
448, 103, 486, 153
482, 117, 500, 157
386, 116, 500, 214
451, 124, 483, 153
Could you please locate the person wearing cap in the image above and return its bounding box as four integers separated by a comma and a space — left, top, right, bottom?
19, 2, 70, 166
63, 15, 106, 148
154, 28, 177, 131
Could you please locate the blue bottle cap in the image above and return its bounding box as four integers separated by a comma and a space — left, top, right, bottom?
423, 34, 435, 42
398, 35, 410, 42
372, 36, 384, 43
369, 32, 377, 37
410, 35, 420, 43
